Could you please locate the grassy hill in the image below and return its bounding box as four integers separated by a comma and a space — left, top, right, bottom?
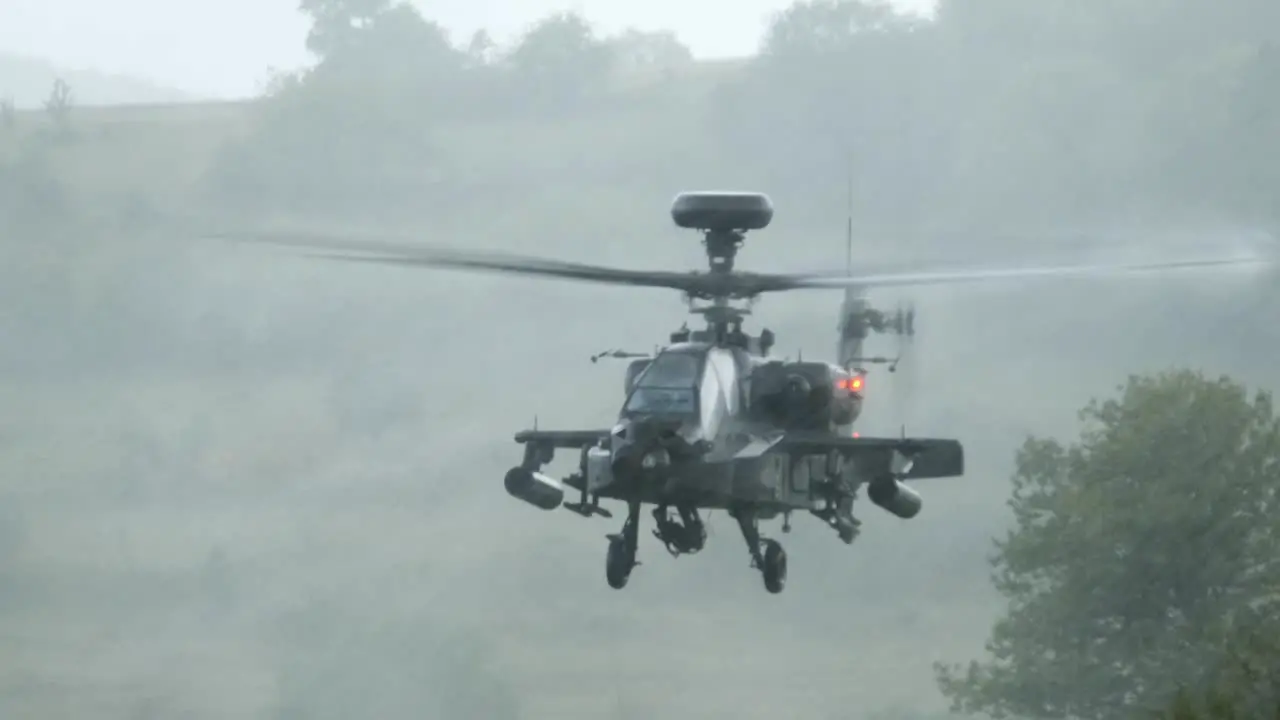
3, 98, 253, 211
1, 57, 746, 210
0, 56, 1018, 720
0, 52, 194, 108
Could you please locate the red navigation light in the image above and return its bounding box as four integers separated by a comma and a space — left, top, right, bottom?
836, 375, 865, 393
852, 431, 861, 438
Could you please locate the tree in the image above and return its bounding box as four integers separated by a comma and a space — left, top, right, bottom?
935, 370, 1280, 720
463, 29, 496, 68
301, 3, 462, 90
760, 0, 916, 58
207, 2, 463, 217
298, 0, 393, 59
502, 11, 615, 109
718, 0, 934, 218
608, 28, 693, 75
1154, 612, 1280, 719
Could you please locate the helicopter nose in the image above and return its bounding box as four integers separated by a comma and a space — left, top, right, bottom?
610, 417, 685, 473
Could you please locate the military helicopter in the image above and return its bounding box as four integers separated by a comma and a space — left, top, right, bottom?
232, 191, 1268, 594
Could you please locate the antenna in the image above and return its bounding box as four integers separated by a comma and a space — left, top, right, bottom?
845, 150, 853, 275
836, 150, 862, 371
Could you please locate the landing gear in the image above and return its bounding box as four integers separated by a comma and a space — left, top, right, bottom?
732, 507, 787, 594
812, 450, 862, 545
762, 538, 787, 594
652, 504, 706, 557
812, 492, 862, 544
605, 500, 642, 589
833, 493, 861, 544
605, 536, 632, 589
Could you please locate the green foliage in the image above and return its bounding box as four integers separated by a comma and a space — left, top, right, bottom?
719, 0, 1280, 228
722, 0, 933, 219
1150, 623, 1280, 719
500, 11, 616, 111
298, 0, 393, 59
200, 4, 694, 220
3, 0, 1274, 240
934, 370, 1280, 720
609, 28, 694, 77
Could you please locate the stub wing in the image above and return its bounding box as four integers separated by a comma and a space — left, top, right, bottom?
776, 432, 964, 480
513, 429, 611, 449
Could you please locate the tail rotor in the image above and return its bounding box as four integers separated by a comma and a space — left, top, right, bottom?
887, 299, 918, 427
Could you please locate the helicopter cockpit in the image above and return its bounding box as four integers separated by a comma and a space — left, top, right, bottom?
622, 347, 703, 417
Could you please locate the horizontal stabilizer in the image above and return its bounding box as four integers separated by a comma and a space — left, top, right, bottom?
777, 432, 964, 480
514, 429, 611, 449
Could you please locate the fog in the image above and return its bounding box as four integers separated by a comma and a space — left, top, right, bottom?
3, 0, 935, 98
1, 2, 1277, 719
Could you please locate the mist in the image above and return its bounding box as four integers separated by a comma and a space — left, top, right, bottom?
1, 1, 1277, 718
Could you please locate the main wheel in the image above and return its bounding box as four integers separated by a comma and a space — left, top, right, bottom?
761, 539, 787, 594
605, 537, 632, 590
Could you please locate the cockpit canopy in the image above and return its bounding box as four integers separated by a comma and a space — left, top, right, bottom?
622, 347, 704, 416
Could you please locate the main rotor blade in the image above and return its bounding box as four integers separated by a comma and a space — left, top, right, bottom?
216, 230, 702, 292
782, 254, 1271, 292
215, 228, 1272, 299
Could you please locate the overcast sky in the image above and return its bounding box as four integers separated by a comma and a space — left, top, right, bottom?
2, 0, 935, 98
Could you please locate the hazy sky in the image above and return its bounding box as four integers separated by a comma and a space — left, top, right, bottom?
3, 0, 934, 98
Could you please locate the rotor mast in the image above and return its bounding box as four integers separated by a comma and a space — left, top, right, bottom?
704, 228, 743, 274
696, 228, 749, 338
677, 225, 774, 355
668, 191, 778, 352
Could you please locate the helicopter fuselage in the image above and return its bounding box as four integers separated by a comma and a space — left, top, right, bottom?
573, 341, 867, 513
503, 330, 963, 594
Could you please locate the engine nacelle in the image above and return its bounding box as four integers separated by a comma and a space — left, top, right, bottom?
504, 467, 565, 511
867, 477, 922, 519
749, 361, 863, 430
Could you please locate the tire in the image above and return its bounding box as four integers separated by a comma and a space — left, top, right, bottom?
606, 538, 631, 589
762, 539, 787, 594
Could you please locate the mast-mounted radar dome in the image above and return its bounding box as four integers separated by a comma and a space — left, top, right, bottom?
671, 191, 774, 232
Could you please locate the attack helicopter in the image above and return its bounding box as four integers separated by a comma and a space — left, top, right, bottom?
233, 191, 1268, 594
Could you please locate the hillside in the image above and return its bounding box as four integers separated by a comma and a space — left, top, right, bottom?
0, 52, 194, 108
0, 57, 751, 222
0, 52, 1010, 720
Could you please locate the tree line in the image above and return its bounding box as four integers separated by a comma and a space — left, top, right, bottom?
204, 0, 1279, 235
724, 0, 1280, 228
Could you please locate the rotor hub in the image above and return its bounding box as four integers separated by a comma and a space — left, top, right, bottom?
703, 229, 744, 273
668, 191, 775, 338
